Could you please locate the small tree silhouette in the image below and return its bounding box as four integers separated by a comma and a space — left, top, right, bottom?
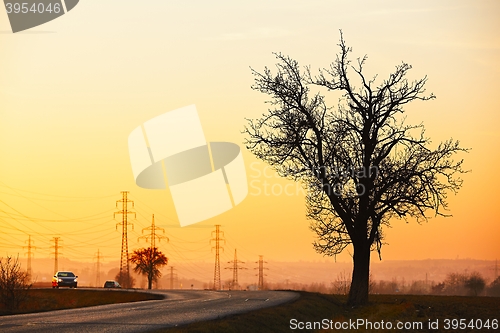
0, 256, 32, 313
487, 277, 500, 296
465, 272, 486, 296
129, 247, 168, 289
115, 271, 135, 289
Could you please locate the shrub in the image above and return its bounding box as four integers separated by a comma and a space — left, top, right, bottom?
440, 272, 486, 296
115, 271, 136, 289
443, 272, 468, 295
464, 272, 486, 296
0, 256, 32, 313
487, 277, 500, 297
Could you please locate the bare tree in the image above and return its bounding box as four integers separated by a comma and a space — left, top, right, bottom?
244, 32, 467, 305
443, 272, 468, 295
0, 256, 32, 313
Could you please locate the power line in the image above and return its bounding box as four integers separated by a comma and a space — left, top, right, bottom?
0, 209, 115, 223
128, 194, 179, 225
0, 200, 60, 236
0, 181, 117, 199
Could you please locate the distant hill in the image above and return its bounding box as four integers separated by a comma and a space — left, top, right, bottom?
16, 257, 498, 289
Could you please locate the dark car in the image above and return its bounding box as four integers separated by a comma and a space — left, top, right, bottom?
52, 271, 78, 288
104, 280, 121, 288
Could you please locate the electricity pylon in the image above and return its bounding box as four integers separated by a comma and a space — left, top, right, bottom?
94, 249, 102, 287
225, 249, 246, 290
138, 214, 169, 252
50, 237, 62, 274
255, 255, 268, 290
490, 259, 499, 280
168, 266, 177, 290
210, 225, 225, 290
114, 191, 135, 288
23, 235, 36, 281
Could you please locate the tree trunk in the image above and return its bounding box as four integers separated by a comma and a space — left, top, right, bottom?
347, 241, 371, 306
148, 273, 153, 289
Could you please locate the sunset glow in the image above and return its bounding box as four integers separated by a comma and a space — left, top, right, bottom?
0, 1, 498, 287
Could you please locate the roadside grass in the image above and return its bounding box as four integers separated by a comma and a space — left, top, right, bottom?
157, 292, 500, 333
0, 289, 163, 316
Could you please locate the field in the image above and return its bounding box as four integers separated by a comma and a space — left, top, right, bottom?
157, 293, 500, 333
0, 289, 163, 316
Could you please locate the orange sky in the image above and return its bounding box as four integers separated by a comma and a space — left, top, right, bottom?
0, 1, 499, 270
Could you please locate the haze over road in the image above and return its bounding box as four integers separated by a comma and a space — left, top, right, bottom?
0, 290, 299, 332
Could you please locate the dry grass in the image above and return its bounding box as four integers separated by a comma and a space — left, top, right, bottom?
0, 289, 163, 315
156, 293, 500, 333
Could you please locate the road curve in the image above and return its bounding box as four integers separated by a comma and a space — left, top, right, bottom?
0, 290, 299, 332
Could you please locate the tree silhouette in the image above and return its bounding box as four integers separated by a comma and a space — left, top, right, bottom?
465, 272, 486, 296
129, 247, 168, 289
0, 256, 31, 313
487, 277, 500, 296
114, 271, 135, 289
244, 32, 467, 305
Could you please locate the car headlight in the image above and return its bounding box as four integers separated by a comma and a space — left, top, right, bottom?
58, 278, 63, 282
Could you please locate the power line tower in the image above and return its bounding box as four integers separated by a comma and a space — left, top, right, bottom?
138, 214, 169, 251
23, 235, 36, 282
210, 225, 225, 290
490, 259, 499, 280
225, 249, 246, 290
255, 255, 268, 290
114, 191, 135, 288
94, 249, 102, 287
50, 237, 62, 274
168, 266, 177, 289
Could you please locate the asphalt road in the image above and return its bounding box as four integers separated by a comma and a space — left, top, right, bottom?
0, 290, 299, 332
